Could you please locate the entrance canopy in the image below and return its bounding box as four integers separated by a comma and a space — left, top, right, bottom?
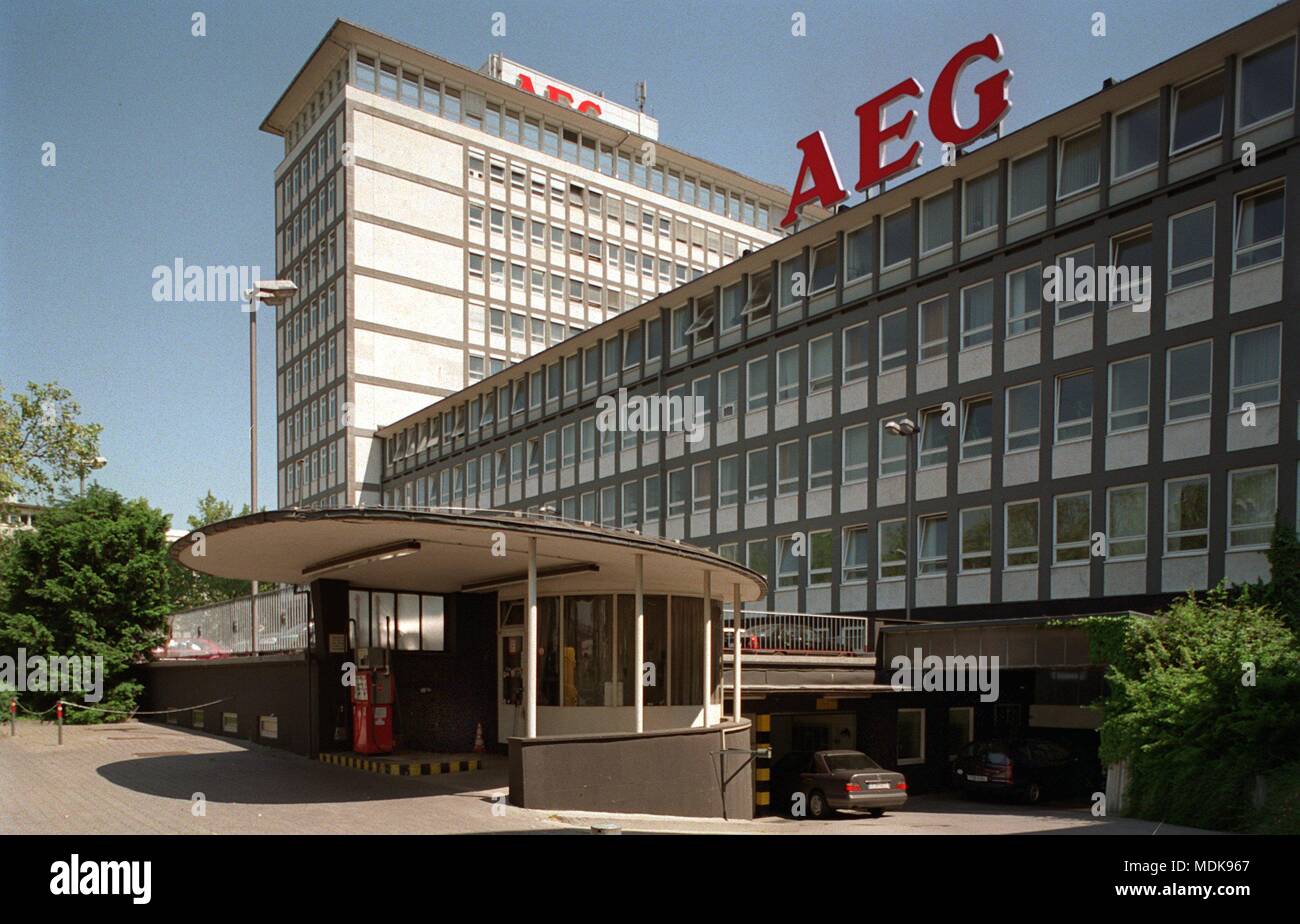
171, 507, 766, 601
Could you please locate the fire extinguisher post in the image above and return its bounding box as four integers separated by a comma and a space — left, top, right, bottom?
57, 700, 64, 745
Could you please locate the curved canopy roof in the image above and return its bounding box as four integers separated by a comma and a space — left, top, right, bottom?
171, 508, 767, 601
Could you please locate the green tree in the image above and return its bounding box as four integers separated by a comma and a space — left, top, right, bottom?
0, 381, 103, 505
1097, 585, 1300, 831
166, 491, 252, 610
0, 486, 172, 721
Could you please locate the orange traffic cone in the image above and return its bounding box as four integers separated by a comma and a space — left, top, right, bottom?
473, 721, 485, 753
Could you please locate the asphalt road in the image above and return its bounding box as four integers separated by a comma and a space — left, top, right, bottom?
0, 720, 1213, 835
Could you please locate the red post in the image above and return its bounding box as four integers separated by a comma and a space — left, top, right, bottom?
8, 698, 15, 736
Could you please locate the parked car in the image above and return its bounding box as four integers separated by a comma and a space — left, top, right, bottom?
771, 749, 908, 819
149, 638, 231, 660
951, 738, 1100, 803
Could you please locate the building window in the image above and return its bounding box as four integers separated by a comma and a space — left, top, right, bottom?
692, 462, 713, 513
921, 190, 954, 254
1165, 475, 1209, 553
775, 536, 801, 589
1107, 484, 1148, 560
960, 280, 994, 349
1055, 371, 1093, 442
776, 440, 800, 495
809, 432, 834, 489
882, 208, 913, 270
778, 256, 803, 310
667, 468, 687, 517
1167, 340, 1213, 421
747, 539, 770, 584
746, 447, 769, 502
963, 171, 998, 238
776, 346, 800, 403
1009, 148, 1047, 219
843, 526, 871, 582
961, 396, 993, 459
918, 406, 948, 469
845, 225, 874, 281
880, 419, 907, 476
811, 241, 838, 294
718, 366, 739, 419
747, 356, 769, 412
843, 322, 870, 381
843, 423, 870, 483
809, 335, 833, 393
1230, 324, 1281, 410
1053, 245, 1094, 323
1234, 183, 1285, 270
918, 295, 948, 360
897, 709, 926, 765
718, 455, 739, 507
1108, 355, 1150, 433
1054, 493, 1091, 564
918, 514, 948, 574
1171, 71, 1224, 154
879, 518, 907, 578
1228, 467, 1277, 549
1005, 500, 1039, 568
1110, 228, 1153, 306
1236, 37, 1296, 130
1169, 204, 1216, 289
1057, 126, 1101, 199
1006, 264, 1042, 336
1112, 98, 1160, 179
720, 282, 744, 332
644, 475, 661, 520
743, 271, 773, 322
1008, 382, 1040, 454
960, 507, 992, 572
809, 530, 833, 586
880, 309, 908, 371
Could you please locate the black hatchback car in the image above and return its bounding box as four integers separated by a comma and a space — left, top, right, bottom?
772, 750, 908, 819
951, 738, 1100, 803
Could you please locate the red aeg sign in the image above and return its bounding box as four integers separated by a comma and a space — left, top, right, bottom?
781, 34, 1013, 227
513, 72, 604, 118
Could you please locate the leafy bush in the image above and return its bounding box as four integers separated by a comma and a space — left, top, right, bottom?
1097, 585, 1300, 831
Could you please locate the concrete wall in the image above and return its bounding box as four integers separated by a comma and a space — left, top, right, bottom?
509, 720, 754, 818
143, 653, 313, 756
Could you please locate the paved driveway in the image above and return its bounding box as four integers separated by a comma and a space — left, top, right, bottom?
0, 720, 1212, 835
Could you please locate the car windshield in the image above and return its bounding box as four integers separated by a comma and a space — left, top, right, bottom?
823, 752, 880, 772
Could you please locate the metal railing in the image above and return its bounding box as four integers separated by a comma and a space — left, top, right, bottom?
722, 610, 874, 657
165, 587, 312, 657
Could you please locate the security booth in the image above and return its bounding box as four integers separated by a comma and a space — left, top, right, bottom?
169, 507, 766, 818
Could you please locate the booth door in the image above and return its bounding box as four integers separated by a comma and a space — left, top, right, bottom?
498, 628, 524, 744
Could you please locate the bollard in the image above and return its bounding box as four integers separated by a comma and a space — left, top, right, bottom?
8, 698, 15, 736
57, 700, 63, 745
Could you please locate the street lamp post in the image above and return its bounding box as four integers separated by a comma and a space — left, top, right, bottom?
77, 456, 107, 496
243, 280, 297, 654
885, 418, 919, 623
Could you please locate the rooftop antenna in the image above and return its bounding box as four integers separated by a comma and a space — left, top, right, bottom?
635, 80, 648, 112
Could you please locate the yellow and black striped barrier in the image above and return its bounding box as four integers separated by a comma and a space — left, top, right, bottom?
319, 752, 483, 776
754, 714, 771, 811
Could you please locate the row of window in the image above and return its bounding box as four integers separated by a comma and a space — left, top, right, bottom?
283, 59, 347, 151
386, 314, 1284, 477
351, 51, 780, 232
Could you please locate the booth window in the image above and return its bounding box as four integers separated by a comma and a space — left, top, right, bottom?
348, 590, 446, 652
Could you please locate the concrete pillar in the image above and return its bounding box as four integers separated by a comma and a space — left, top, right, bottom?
525, 536, 538, 738
702, 569, 712, 726
732, 582, 742, 722
634, 554, 644, 733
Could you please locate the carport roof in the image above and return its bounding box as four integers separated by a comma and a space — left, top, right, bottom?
170, 507, 767, 600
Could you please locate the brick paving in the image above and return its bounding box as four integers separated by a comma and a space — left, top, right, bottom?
0, 719, 1213, 835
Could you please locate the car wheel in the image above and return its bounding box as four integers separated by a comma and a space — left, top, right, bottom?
867, 809, 885, 818
1024, 782, 1043, 804
807, 790, 831, 819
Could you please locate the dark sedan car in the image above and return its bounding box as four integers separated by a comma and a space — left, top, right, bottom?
772, 749, 908, 819
951, 738, 1101, 803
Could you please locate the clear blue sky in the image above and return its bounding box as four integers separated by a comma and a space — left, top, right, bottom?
0, 0, 1276, 527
